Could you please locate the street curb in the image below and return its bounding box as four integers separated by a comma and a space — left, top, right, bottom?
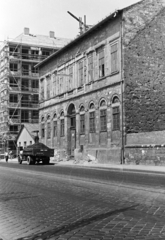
54, 162, 165, 175
1, 159, 165, 175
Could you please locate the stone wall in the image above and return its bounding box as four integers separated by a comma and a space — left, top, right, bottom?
124, 2, 165, 134
125, 145, 165, 166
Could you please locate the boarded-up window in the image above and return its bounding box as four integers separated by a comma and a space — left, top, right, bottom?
98, 47, 105, 78
69, 65, 73, 90
78, 61, 83, 87
53, 121, 57, 137
47, 122, 51, 139
47, 76, 51, 99
41, 123, 45, 138
88, 53, 94, 82
89, 111, 95, 133
60, 119, 64, 136
113, 106, 120, 130
111, 43, 118, 73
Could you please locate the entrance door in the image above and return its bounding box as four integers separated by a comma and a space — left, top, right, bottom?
68, 104, 76, 157
70, 128, 76, 156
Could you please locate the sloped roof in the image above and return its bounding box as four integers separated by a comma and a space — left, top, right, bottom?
16, 123, 39, 141
10, 33, 71, 49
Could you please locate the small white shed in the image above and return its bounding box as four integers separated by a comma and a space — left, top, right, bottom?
16, 123, 39, 148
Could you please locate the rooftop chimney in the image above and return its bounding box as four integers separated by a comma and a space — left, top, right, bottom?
24, 27, 30, 35
49, 31, 55, 38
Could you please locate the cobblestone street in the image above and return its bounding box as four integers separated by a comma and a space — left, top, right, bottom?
0, 164, 165, 240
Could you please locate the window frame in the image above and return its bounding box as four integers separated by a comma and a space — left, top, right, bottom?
98, 47, 105, 78
88, 52, 94, 82
110, 42, 119, 73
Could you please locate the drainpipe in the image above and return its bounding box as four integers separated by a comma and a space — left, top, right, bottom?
121, 13, 124, 165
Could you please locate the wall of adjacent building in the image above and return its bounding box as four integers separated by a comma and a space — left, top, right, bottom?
123, 0, 165, 165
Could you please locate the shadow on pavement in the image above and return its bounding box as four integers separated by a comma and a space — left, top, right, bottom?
17, 204, 138, 240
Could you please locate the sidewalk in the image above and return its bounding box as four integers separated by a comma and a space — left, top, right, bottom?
1, 157, 165, 174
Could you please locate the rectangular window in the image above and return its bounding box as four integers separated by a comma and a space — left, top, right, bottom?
78, 61, 83, 87
9, 109, 18, 119
113, 106, 120, 130
21, 95, 29, 107
47, 122, 51, 139
53, 121, 57, 137
88, 53, 94, 82
32, 110, 39, 123
68, 65, 73, 90
9, 78, 18, 87
60, 119, 64, 137
40, 79, 44, 101
111, 43, 118, 73
22, 64, 29, 75
47, 76, 50, 99
9, 94, 18, 103
10, 63, 18, 72
22, 48, 29, 59
100, 109, 107, 132
32, 65, 39, 74
31, 79, 39, 89
21, 110, 29, 123
24, 141, 27, 148
9, 125, 18, 133
41, 124, 45, 138
21, 79, 29, 91
80, 114, 85, 134
98, 47, 105, 78
9, 46, 18, 56
89, 112, 95, 133
30, 141, 32, 145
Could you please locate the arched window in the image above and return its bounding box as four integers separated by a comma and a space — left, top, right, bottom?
80, 105, 85, 134
99, 99, 107, 132
112, 96, 120, 104
60, 111, 65, 137
112, 96, 120, 131
89, 102, 95, 133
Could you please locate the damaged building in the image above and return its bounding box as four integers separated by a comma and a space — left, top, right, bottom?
37, 0, 165, 165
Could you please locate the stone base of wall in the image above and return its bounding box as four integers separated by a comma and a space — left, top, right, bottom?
74, 147, 121, 164
125, 145, 165, 166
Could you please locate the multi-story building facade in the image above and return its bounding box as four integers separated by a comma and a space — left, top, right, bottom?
37, 0, 165, 165
0, 28, 70, 152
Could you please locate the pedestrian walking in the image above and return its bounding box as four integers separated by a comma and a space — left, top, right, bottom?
5, 151, 9, 162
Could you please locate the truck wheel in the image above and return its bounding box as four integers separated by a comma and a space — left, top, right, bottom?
27, 156, 33, 165
18, 156, 22, 164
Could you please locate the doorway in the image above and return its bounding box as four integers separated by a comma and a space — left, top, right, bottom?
68, 104, 76, 156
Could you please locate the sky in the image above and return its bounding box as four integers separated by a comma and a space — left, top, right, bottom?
0, 0, 140, 42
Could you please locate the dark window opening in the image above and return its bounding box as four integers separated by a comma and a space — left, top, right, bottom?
9, 94, 18, 103
100, 109, 107, 132
113, 106, 120, 130
47, 122, 51, 139
53, 121, 57, 137
21, 110, 29, 123
98, 47, 105, 78
22, 48, 29, 59
10, 63, 18, 72
60, 119, 64, 137
89, 112, 95, 133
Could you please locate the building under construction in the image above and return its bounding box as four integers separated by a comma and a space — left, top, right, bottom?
0, 28, 70, 153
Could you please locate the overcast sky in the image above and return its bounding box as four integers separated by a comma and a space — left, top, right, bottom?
0, 0, 140, 42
